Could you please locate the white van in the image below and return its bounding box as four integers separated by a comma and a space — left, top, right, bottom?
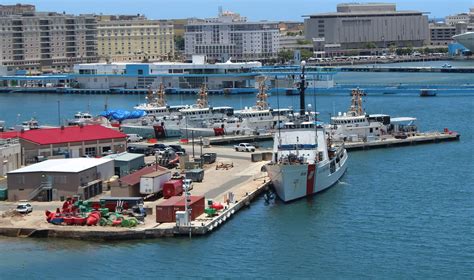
126, 134, 143, 143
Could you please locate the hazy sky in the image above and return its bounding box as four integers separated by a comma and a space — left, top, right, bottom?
2, 0, 472, 20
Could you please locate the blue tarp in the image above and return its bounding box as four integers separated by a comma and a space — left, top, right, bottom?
100, 110, 146, 121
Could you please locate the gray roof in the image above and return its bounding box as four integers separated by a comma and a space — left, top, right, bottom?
8, 158, 113, 174
103, 152, 144, 162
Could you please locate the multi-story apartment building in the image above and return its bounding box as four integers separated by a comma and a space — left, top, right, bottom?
97, 15, 174, 62
0, 3, 35, 16
184, 10, 280, 62
304, 3, 429, 53
0, 5, 97, 72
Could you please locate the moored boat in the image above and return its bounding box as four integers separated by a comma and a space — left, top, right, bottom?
265, 61, 348, 202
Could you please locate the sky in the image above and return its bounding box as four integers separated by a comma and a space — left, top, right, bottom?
1, 0, 472, 21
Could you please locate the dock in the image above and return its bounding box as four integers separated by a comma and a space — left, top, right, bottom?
0, 146, 271, 240
343, 132, 460, 151
185, 133, 273, 145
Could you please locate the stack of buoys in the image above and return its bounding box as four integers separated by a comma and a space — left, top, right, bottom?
86, 211, 101, 226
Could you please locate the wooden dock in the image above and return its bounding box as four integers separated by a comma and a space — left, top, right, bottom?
343, 132, 460, 151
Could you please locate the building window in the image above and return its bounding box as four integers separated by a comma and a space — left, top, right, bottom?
85, 147, 96, 156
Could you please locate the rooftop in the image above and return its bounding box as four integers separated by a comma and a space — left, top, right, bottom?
8, 158, 113, 174
118, 165, 167, 186
0, 125, 127, 145
104, 152, 144, 162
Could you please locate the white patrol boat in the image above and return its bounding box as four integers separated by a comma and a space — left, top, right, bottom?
265, 61, 348, 202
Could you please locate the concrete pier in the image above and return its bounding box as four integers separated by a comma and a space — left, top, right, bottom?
343, 132, 460, 151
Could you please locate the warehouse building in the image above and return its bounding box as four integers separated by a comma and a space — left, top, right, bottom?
104, 152, 145, 177
0, 138, 21, 177
7, 158, 114, 201
0, 125, 127, 165
304, 3, 429, 54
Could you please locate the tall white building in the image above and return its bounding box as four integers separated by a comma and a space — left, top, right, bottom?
0, 4, 97, 72
184, 10, 280, 62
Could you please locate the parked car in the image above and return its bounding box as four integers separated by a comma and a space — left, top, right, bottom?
127, 146, 154, 156
16, 203, 33, 214
234, 143, 256, 152
168, 144, 186, 154
126, 134, 143, 143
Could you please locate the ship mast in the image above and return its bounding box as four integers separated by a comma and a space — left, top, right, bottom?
256, 78, 269, 110
196, 84, 209, 108
146, 86, 154, 106
156, 83, 166, 107
349, 88, 365, 117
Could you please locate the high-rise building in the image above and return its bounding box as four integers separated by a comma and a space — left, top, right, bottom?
97, 15, 174, 62
0, 5, 97, 72
304, 3, 429, 54
184, 10, 280, 62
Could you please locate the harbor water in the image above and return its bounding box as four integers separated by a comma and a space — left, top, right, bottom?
0, 62, 473, 278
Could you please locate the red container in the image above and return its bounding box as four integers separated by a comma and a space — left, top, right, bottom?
174, 196, 205, 222
156, 196, 183, 223
163, 180, 183, 199
155, 196, 205, 223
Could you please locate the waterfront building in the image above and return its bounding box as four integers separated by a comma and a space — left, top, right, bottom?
0, 138, 21, 177
429, 23, 474, 46
6, 158, 114, 201
0, 125, 127, 165
304, 3, 429, 55
97, 15, 174, 63
184, 9, 280, 62
73, 56, 262, 91
0, 5, 98, 72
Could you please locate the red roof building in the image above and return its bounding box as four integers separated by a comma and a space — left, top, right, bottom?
111, 165, 168, 197
1, 125, 128, 165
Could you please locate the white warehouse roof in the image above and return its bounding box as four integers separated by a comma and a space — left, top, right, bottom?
9, 158, 113, 174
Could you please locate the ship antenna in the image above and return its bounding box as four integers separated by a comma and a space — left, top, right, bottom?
276, 75, 281, 142
299, 60, 307, 118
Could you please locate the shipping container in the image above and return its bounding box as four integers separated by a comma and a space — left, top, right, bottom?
162, 180, 183, 199
155, 196, 183, 223
155, 195, 205, 223
174, 196, 205, 221
140, 169, 171, 195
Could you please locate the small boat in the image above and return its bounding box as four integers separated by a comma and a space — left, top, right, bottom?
441, 63, 452, 69
420, 89, 437, 97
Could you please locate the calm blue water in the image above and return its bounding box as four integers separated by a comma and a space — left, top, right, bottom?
0, 62, 473, 278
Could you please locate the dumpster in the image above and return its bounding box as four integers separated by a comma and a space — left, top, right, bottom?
202, 153, 217, 164
0, 188, 7, 201
185, 168, 205, 182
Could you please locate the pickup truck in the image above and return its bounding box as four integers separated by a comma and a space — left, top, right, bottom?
234, 143, 256, 152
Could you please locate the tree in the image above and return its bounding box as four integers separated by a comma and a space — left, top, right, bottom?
365, 42, 377, 49
174, 35, 185, 51
301, 49, 313, 60
278, 50, 293, 63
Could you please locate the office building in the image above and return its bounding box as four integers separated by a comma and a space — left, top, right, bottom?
184, 9, 280, 62
0, 5, 98, 72
0, 138, 21, 177
97, 15, 174, 62
304, 3, 429, 54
